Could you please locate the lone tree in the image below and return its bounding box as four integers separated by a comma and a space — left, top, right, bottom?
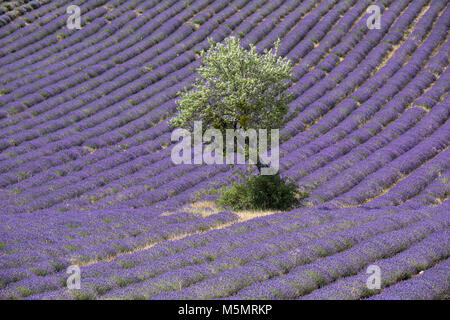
170, 36, 293, 172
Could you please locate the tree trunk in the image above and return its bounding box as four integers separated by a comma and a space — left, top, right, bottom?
256, 159, 262, 174
256, 157, 269, 174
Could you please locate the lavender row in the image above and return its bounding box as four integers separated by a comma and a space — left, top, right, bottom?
366, 147, 450, 207
16, 205, 432, 299
276, 0, 426, 171
0, 0, 284, 165
0, 0, 268, 161
301, 228, 450, 299
0, 0, 342, 210
0, 0, 212, 105
0, 0, 105, 68
1, 204, 416, 295
327, 118, 450, 207
0, 0, 370, 198
96, 3, 448, 212
0, 0, 322, 146
306, 91, 449, 206
0, 0, 269, 126
230, 210, 449, 300
283, 26, 449, 182
0, 0, 91, 56
292, 71, 449, 195
369, 257, 450, 300
0, 0, 159, 79
0, 0, 216, 130
0, 209, 202, 262
0, 0, 366, 170
1, 206, 383, 298
400, 168, 450, 209
0, 211, 238, 290
112, 11, 446, 212
0, 1, 67, 42
0, 204, 355, 291
0, 0, 53, 30
282, 0, 417, 125
281, 0, 444, 165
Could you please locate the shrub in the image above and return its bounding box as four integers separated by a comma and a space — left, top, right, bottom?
217, 174, 307, 211
217, 180, 249, 211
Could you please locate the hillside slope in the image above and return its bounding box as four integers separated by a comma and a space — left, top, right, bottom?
0, 0, 448, 299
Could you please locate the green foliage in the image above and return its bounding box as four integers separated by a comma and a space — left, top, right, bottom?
216, 179, 249, 211
217, 174, 307, 211
0, 88, 11, 95
170, 36, 293, 134
39, 91, 50, 99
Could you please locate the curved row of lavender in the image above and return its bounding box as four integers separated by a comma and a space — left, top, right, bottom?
0, 0, 448, 299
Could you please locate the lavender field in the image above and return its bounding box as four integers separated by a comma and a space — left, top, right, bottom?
0, 0, 448, 300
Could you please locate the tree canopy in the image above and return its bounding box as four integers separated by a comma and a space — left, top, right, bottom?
169, 36, 293, 133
